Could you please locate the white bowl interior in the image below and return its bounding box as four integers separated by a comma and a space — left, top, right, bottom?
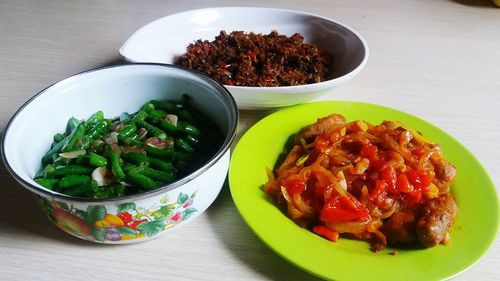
2, 64, 236, 191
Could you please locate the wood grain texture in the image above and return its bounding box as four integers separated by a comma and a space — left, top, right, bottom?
0, 1, 499, 280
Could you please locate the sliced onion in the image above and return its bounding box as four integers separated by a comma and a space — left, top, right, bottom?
280, 185, 292, 203
336, 171, 347, 191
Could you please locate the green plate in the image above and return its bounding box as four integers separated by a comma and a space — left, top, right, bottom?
229, 101, 499, 281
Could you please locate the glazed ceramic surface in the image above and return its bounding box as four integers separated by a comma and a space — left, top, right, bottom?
120, 7, 368, 109
1, 64, 238, 243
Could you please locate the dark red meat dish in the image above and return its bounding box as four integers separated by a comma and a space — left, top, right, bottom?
175, 30, 332, 87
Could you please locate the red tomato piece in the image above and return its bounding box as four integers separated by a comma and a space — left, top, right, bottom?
407, 169, 434, 190
320, 195, 369, 223
360, 144, 378, 161
396, 174, 413, 193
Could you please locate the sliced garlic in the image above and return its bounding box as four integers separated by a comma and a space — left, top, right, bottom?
59, 149, 86, 159
92, 167, 113, 186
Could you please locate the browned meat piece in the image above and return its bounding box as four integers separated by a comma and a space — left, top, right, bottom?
382, 209, 418, 245
416, 193, 459, 247
294, 114, 346, 143
431, 157, 457, 191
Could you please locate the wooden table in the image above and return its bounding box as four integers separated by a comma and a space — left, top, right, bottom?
1, 1, 499, 280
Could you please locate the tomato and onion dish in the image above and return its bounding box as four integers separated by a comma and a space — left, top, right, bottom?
264, 114, 458, 252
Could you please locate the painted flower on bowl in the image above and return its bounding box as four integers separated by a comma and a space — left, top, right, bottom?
37, 191, 198, 242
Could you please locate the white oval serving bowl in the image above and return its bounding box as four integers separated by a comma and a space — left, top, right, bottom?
1, 63, 238, 243
120, 7, 368, 110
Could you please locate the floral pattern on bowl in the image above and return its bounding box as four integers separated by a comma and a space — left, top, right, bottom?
37, 191, 197, 242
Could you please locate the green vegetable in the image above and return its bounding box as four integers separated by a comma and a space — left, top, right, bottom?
36, 96, 224, 199
144, 146, 175, 160
137, 120, 167, 140
176, 138, 194, 152
54, 165, 93, 176
87, 120, 108, 140
59, 175, 92, 189
85, 110, 104, 127
148, 157, 175, 172
62, 122, 86, 152
87, 152, 108, 167
107, 146, 125, 181
35, 178, 58, 190
122, 152, 149, 166
126, 172, 159, 190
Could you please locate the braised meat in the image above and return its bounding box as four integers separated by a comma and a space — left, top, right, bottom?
175, 30, 332, 87
416, 193, 459, 247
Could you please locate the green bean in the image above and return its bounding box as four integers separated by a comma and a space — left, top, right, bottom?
174, 151, 194, 163
65, 181, 96, 197
176, 138, 194, 152
122, 162, 138, 173
138, 167, 175, 183
144, 146, 174, 160
59, 175, 92, 189
178, 121, 201, 137
42, 137, 68, 165
53, 133, 66, 143
150, 100, 177, 113
54, 165, 94, 176
53, 156, 72, 167
129, 109, 148, 124
122, 152, 149, 166
34, 168, 46, 180
126, 172, 159, 190
156, 119, 178, 134
141, 102, 155, 113
137, 120, 167, 140
147, 109, 167, 123
35, 178, 58, 190
107, 146, 125, 181
118, 133, 142, 146
118, 124, 137, 138
85, 110, 104, 127
184, 134, 200, 146
87, 120, 108, 140
148, 157, 175, 172
87, 152, 108, 167
65, 117, 81, 135
43, 164, 56, 178
62, 122, 86, 152
73, 135, 92, 151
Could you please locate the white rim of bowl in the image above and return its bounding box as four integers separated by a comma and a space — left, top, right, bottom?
0, 63, 239, 203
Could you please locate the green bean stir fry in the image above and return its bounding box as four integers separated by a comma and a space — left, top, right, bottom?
34, 95, 222, 199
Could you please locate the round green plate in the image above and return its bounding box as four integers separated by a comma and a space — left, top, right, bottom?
228, 101, 499, 281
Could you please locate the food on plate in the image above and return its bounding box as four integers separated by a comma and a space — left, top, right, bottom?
175, 30, 332, 87
264, 114, 459, 251
34, 95, 222, 198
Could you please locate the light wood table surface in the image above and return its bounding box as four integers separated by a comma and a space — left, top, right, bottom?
1, 1, 499, 280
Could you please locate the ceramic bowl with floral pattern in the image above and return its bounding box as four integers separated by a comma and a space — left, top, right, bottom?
1, 63, 238, 243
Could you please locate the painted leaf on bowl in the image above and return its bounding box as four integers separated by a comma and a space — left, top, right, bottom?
116, 202, 136, 213
137, 220, 166, 237
36, 190, 198, 242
